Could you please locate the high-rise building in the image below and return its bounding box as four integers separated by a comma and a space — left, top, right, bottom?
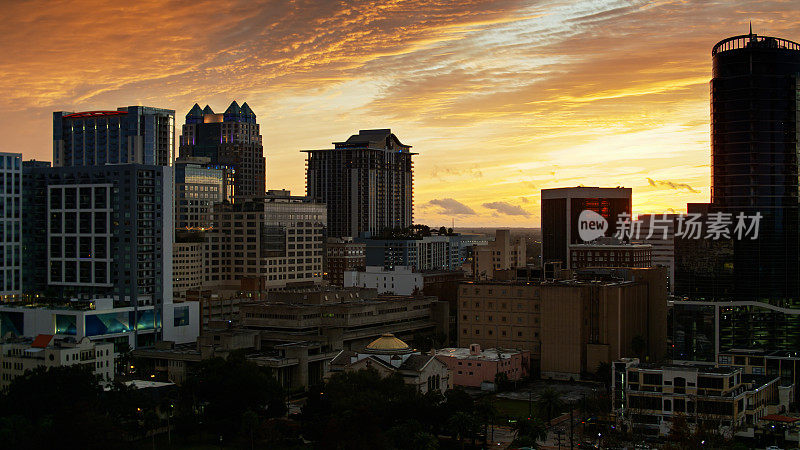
541, 187, 632, 269
22, 163, 173, 309
0, 153, 22, 301
53, 106, 175, 167
357, 234, 462, 272
203, 190, 326, 291
324, 237, 366, 286
303, 129, 415, 238
178, 102, 265, 199
174, 157, 230, 230
471, 229, 526, 279
634, 214, 677, 293
711, 31, 800, 303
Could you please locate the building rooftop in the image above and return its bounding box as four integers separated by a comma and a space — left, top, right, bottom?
364, 333, 412, 354
436, 347, 526, 361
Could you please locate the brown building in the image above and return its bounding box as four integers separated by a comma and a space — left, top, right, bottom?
324, 237, 366, 286
457, 267, 667, 379
471, 229, 526, 280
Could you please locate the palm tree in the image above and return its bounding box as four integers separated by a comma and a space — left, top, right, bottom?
475, 398, 498, 446
447, 411, 477, 450
537, 388, 565, 422
512, 417, 547, 448
242, 409, 259, 450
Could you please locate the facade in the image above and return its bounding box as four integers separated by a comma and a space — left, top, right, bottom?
203, 190, 326, 290
614, 360, 783, 437
324, 237, 365, 286
0, 298, 199, 350
22, 163, 173, 309
458, 267, 667, 379
53, 107, 175, 167
0, 153, 22, 301
0, 335, 114, 388
633, 214, 677, 293
541, 187, 632, 269
471, 229, 526, 280
174, 157, 229, 230
303, 129, 415, 238
173, 239, 204, 301
569, 239, 652, 269
179, 102, 265, 199
358, 234, 461, 271
343, 265, 423, 295
717, 349, 800, 405
711, 32, 800, 304
328, 333, 450, 394
435, 344, 529, 388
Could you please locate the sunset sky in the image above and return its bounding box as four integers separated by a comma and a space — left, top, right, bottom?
1, 0, 799, 227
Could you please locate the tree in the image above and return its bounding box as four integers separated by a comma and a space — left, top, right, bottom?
386, 420, 439, 450
511, 417, 547, 448
242, 409, 260, 450
537, 388, 565, 422
447, 411, 478, 450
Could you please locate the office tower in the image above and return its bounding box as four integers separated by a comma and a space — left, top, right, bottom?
711, 32, 800, 303
356, 234, 462, 272
303, 129, 415, 238
174, 157, 231, 230
53, 106, 175, 167
541, 187, 632, 269
203, 190, 326, 291
324, 237, 366, 286
0, 153, 22, 301
22, 163, 173, 309
178, 102, 265, 199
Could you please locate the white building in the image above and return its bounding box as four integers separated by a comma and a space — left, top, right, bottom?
343, 266, 422, 295
0, 334, 114, 388
0, 153, 21, 301
634, 214, 677, 293
0, 297, 199, 350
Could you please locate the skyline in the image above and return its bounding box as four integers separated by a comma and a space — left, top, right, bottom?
2, 1, 799, 226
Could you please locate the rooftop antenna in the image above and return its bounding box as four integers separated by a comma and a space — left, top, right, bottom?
749, 21, 753, 36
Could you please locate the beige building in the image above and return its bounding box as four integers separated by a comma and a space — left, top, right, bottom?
458, 267, 667, 379
329, 333, 451, 394
0, 335, 114, 388
614, 360, 784, 437
471, 229, 526, 280
204, 190, 326, 290
173, 240, 204, 300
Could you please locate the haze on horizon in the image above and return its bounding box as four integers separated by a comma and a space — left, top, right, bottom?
1, 0, 798, 227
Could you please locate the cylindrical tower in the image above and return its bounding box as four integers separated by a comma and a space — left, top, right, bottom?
711, 32, 800, 301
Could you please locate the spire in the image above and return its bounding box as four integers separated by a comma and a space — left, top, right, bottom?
749, 21, 752, 36
202, 105, 215, 115
224, 100, 241, 115
186, 103, 203, 118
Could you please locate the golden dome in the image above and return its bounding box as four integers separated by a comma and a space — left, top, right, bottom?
364, 333, 412, 354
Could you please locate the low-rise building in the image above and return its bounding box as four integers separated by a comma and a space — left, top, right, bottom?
613, 359, 785, 437
471, 229, 526, 280
435, 344, 529, 388
569, 238, 652, 269
344, 265, 423, 295
0, 334, 114, 388
329, 333, 450, 394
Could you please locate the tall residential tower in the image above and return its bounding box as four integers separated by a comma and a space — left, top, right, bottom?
303, 129, 415, 238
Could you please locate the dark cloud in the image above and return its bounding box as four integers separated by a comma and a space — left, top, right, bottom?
482, 201, 530, 217
423, 198, 477, 215
647, 177, 700, 193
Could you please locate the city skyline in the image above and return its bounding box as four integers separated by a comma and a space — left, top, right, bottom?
2, 1, 799, 226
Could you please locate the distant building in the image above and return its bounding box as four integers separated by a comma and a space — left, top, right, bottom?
0, 153, 22, 301
435, 344, 529, 388
329, 333, 450, 394
358, 234, 461, 272
633, 214, 676, 293
541, 187, 631, 269
173, 238, 204, 301
203, 190, 326, 291
324, 238, 365, 287
0, 335, 114, 388
471, 229, 526, 280
179, 102, 265, 199
613, 359, 785, 437
569, 237, 652, 269
344, 266, 422, 295
53, 107, 175, 167
303, 129, 415, 238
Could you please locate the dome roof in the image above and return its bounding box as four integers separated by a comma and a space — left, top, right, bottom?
364, 333, 412, 354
